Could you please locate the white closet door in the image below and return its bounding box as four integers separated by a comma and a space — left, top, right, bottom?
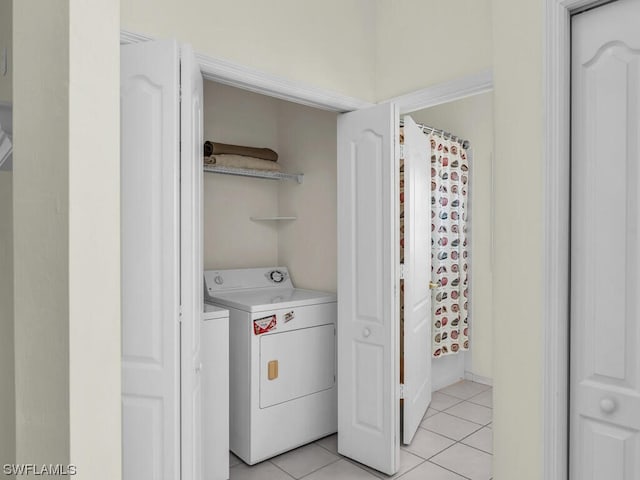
121, 40, 181, 480
571, 1, 640, 478
402, 115, 432, 444
337, 102, 400, 475
180, 43, 204, 480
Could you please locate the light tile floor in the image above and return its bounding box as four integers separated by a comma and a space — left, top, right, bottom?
229, 380, 492, 480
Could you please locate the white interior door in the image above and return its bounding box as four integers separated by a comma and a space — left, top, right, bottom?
337, 103, 399, 475
401, 115, 432, 444
571, 1, 640, 478
121, 40, 181, 480
180, 43, 204, 480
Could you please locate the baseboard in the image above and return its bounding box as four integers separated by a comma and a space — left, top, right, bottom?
464, 371, 493, 386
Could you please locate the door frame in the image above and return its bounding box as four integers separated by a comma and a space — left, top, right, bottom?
543, 1, 614, 479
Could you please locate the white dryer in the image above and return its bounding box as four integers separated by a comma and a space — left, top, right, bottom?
204, 267, 337, 465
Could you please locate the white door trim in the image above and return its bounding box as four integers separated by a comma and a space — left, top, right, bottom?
543, 1, 612, 479
120, 30, 373, 113
383, 69, 493, 114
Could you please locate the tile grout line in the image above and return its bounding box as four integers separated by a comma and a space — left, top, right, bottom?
436, 410, 492, 427
388, 456, 428, 480
422, 436, 490, 479
430, 386, 494, 476
420, 411, 489, 436
340, 455, 398, 480
308, 439, 395, 480
432, 400, 493, 428
456, 434, 493, 456
296, 457, 344, 480
465, 398, 492, 408
312, 438, 337, 456
425, 459, 473, 480
413, 417, 492, 478
414, 423, 483, 450
268, 459, 298, 479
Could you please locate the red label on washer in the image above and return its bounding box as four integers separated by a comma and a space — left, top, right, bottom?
253, 315, 277, 335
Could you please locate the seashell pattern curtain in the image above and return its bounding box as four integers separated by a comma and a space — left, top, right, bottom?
430, 134, 470, 358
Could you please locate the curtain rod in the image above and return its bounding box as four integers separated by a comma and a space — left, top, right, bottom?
400, 120, 470, 150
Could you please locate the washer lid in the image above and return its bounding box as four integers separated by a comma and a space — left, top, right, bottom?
210, 287, 336, 312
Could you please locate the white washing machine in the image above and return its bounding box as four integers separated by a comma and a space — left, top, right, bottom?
204, 267, 337, 465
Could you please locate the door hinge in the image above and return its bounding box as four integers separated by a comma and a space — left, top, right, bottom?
399, 263, 405, 280
178, 305, 183, 323
399, 384, 405, 400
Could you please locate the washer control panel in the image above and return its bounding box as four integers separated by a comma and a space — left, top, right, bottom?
204, 267, 294, 297
266, 269, 288, 284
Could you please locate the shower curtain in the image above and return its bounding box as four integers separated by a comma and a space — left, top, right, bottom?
430, 134, 470, 358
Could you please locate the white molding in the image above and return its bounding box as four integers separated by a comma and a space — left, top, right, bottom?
194, 53, 373, 112
119, 29, 151, 45
120, 29, 373, 113
543, 1, 609, 479
543, 4, 570, 480
384, 69, 493, 114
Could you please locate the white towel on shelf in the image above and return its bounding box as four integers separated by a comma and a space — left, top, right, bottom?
205, 154, 282, 172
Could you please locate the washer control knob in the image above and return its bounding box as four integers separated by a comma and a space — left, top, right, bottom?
270, 270, 285, 283
214, 275, 224, 285
363, 328, 371, 338
600, 397, 617, 414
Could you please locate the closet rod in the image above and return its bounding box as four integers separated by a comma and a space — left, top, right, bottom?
400, 120, 470, 150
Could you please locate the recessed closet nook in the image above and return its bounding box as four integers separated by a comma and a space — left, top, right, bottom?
205, 87, 492, 477
203, 80, 338, 293
121, 39, 493, 480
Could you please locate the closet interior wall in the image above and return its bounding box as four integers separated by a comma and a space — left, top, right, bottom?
203, 81, 338, 293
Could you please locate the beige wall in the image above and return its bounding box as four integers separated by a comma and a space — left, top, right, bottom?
203, 81, 280, 270
14, 0, 71, 468
490, 1, 543, 478
0, 171, 14, 473
203, 81, 338, 293
121, 0, 376, 102
0, 0, 10, 103
68, 0, 121, 477
410, 92, 494, 380
374, 0, 493, 100
0, 0, 12, 473
277, 101, 337, 293
13, 1, 121, 478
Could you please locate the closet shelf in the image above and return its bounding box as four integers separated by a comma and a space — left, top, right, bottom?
203, 164, 304, 183
250, 216, 297, 221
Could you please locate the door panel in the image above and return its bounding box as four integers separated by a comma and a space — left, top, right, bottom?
121, 40, 181, 480
571, 1, 640, 478
402, 116, 432, 444
180, 43, 204, 480
337, 103, 399, 475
